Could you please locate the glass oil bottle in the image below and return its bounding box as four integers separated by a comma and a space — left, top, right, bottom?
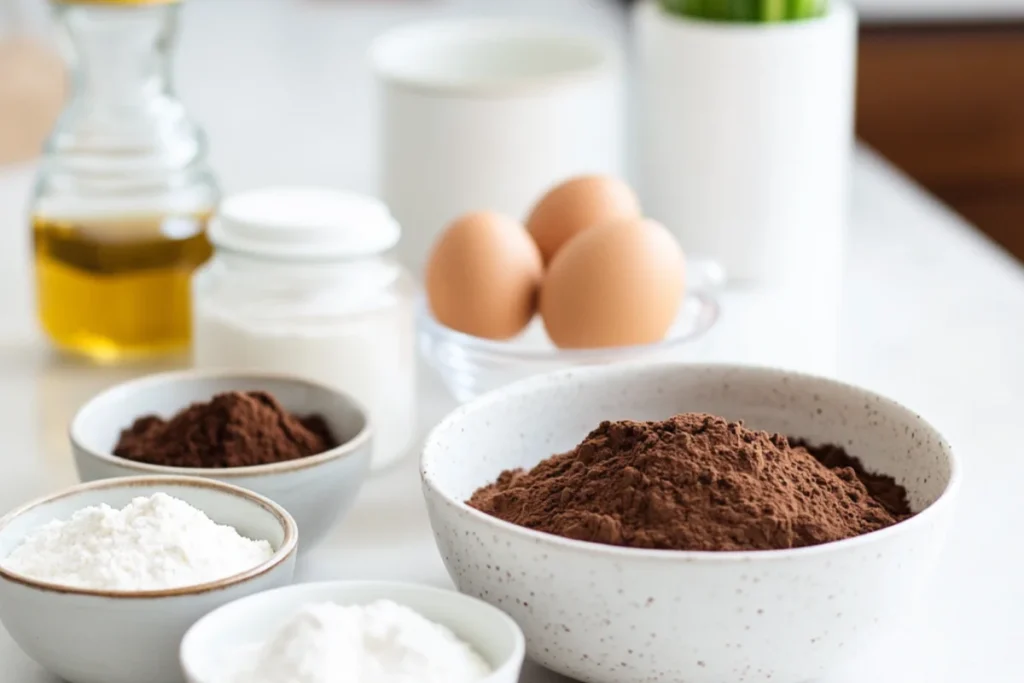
31, 0, 218, 361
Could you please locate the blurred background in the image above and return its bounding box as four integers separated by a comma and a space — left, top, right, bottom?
853, 0, 1024, 265
2, 0, 1023, 267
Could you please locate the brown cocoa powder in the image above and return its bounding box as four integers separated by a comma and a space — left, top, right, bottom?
789, 438, 911, 518
468, 413, 911, 552
113, 391, 337, 468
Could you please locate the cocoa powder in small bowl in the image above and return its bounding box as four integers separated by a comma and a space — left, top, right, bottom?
468, 413, 912, 552
114, 391, 338, 469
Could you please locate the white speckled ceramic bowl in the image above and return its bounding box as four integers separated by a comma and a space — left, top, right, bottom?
71, 371, 372, 550
421, 363, 960, 683
180, 581, 526, 683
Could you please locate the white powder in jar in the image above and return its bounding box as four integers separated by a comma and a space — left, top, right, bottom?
226, 600, 492, 683
1, 493, 274, 590
192, 188, 418, 472
193, 281, 416, 472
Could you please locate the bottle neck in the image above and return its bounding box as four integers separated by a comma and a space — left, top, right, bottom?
41, 1, 210, 182
59, 3, 177, 109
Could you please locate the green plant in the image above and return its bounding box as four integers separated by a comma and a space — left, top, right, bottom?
660, 0, 828, 21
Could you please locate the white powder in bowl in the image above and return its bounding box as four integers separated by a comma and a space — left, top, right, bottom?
227, 600, 492, 683
1, 492, 274, 591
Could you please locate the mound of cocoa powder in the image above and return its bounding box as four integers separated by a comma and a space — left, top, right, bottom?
114, 391, 337, 468
468, 413, 911, 552
789, 438, 910, 518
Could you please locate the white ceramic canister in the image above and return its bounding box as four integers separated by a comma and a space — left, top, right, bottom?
371, 19, 623, 275
192, 187, 416, 471
635, 0, 857, 285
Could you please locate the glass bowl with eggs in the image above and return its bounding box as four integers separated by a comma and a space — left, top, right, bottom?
418, 176, 721, 402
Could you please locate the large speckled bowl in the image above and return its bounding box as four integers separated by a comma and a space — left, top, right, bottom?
421, 363, 960, 683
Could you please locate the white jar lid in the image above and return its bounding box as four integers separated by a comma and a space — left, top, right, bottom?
208, 187, 401, 259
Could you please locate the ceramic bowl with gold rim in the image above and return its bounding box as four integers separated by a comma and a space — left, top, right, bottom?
0, 475, 298, 683
70, 370, 373, 550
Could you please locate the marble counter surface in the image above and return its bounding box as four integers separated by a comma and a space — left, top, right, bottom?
0, 1, 1021, 681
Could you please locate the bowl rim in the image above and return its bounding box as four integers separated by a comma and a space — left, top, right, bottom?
369, 18, 620, 99
421, 361, 963, 562
416, 290, 719, 363
69, 369, 373, 478
0, 475, 299, 598
179, 579, 527, 681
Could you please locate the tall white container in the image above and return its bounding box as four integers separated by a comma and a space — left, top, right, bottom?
635, 1, 857, 286
372, 20, 623, 275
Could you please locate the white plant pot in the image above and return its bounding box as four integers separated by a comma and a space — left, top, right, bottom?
635, 1, 857, 286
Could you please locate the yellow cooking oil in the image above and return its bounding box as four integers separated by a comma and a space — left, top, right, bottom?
33, 212, 213, 361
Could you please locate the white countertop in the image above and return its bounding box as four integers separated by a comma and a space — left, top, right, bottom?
0, 1, 1023, 681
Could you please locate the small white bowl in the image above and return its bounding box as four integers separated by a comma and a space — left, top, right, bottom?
421, 362, 961, 683
0, 476, 298, 683
180, 580, 526, 683
71, 370, 372, 549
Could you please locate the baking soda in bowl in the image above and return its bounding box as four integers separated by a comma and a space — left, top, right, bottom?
226, 599, 491, 683
1, 493, 272, 591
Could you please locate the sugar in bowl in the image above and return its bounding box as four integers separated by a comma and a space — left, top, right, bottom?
191, 187, 416, 470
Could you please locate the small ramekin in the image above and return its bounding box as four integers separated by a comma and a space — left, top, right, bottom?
70, 370, 372, 549
181, 580, 525, 683
0, 475, 298, 683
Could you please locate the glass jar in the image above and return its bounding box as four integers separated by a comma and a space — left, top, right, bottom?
31, 0, 218, 361
192, 187, 417, 472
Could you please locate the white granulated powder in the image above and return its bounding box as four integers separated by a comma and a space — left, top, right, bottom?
227, 600, 492, 683
1, 492, 274, 590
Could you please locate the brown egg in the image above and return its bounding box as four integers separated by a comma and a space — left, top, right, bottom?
540, 216, 685, 349
425, 211, 543, 340
525, 175, 642, 264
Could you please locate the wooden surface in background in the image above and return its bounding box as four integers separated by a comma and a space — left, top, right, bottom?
858, 24, 1024, 262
